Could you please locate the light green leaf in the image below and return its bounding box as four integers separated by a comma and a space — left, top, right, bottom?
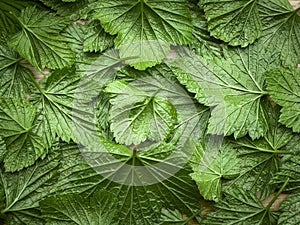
278, 193, 300, 225
0, 137, 5, 163
8, 6, 75, 70
0, 44, 35, 98
190, 141, 240, 201
84, 20, 115, 53
53, 140, 199, 225
106, 80, 177, 146
41, 190, 118, 225
94, 0, 193, 70
259, 0, 300, 65
202, 189, 279, 225
0, 151, 59, 224
200, 0, 262, 47
266, 67, 300, 133
32, 67, 99, 147
0, 98, 45, 172
158, 208, 186, 224
62, 23, 86, 56
167, 44, 280, 139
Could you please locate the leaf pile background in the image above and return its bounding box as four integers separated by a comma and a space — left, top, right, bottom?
0, 0, 299, 224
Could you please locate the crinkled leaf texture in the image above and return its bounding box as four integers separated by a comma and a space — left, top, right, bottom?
200, 0, 262, 47
0, 98, 45, 172
259, 0, 300, 65
190, 141, 240, 202
8, 6, 75, 70
0, 44, 35, 98
266, 66, 300, 133
41, 190, 119, 225
167, 44, 280, 139
202, 189, 278, 225
0, 150, 59, 224
94, 0, 193, 70
106, 80, 178, 146
31, 67, 100, 148
278, 193, 300, 225
52, 140, 199, 225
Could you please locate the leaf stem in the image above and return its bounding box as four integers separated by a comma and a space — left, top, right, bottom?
265, 178, 289, 211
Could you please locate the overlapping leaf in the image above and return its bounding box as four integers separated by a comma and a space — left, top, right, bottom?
0, 150, 59, 224
41, 190, 119, 225
200, 0, 262, 47
167, 44, 280, 139
266, 66, 300, 132
0, 99, 45, 172
259, 0, 300, 65
0, 44, 35, 98
278, 193, 300, 225
93, 0, 193, 69
8, 6, 75, 70
31, 67, 100, 147
190, 141, 240, 201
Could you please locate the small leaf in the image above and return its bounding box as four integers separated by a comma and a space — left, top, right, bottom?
190, 141, 240, 201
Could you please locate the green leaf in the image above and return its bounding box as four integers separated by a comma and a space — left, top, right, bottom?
158, 208, 186, 224
278, 193, 300, 225
189, 3, 223, 56
0, 98, 45, 172
93, 0, 193, 70
32, 67, 99, 147
41, 190, 119, 225
200, 0, 262, 47
167, 44, 280, 139
0, 44, 35, 98
0, 151, 59, 224
271, 135, 300, 192
226, 104, 294, 198
190, 141, 240, 201
106, 80, 178, 146
53, 140, 199, 225
0, 137, 5, 163
259, 0, 300, 65
202, 189, 279, 225
8, 6, 75, 70
266, 66, 300, 133
62, 23, 86, 56
40, 0, 95, 19
0, 0, 32, 35
83, 20, 115, 53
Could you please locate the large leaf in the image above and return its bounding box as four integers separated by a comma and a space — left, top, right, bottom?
167, 44, 280, 139
259, 0, 300, 65
226, 104, 294, 198
93, 0, 193, 70
41, 190, 119, 225
8, 6, 75, 70
278, 193, 300, 225
0, 150, 60, 225
202, 189, 279, 225
190, 141, 240, 201
266, 66, 300, 133
31, 67, 100, 147
200, 0, 262, 47
0, 44, 35, 98
0, 98, 45, 172
106, 80, 178, 146
53, 140, 200, 225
